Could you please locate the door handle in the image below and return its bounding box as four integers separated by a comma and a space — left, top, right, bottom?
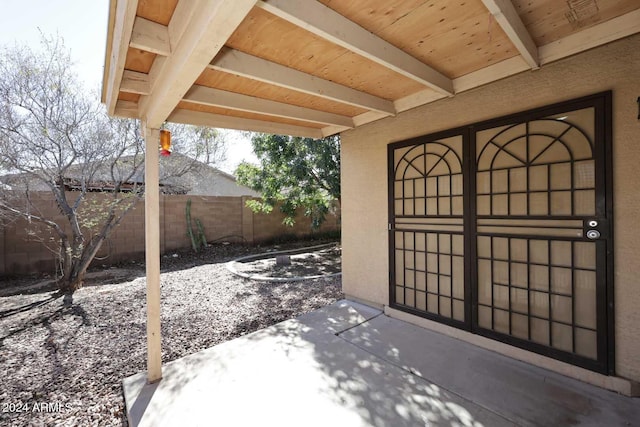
584, 218, 608, 240
586, 230, 600, 240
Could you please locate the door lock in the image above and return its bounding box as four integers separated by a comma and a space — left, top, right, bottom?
586, 230, 600, 240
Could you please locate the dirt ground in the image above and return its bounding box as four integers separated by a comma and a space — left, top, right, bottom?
0, 239, 343, 426
233, 244, 341, 278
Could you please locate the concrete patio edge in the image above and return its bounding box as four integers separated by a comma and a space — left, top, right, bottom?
385, 305, 640, 397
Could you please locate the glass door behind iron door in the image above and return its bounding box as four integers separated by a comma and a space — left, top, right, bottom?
472, 94, 612, 373
389, 92, 613, 374
389, 129, 470, 329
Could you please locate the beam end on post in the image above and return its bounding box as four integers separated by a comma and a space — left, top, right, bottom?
143, 124, 162, 383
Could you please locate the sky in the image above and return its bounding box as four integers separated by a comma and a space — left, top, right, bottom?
0, 0, 257, 173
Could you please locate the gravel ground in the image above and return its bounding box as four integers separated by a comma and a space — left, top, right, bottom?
0, 239, 343, 426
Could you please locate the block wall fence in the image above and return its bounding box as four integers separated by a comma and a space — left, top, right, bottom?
0, 193, 340, 276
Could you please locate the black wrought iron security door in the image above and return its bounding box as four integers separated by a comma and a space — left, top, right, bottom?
389, 130, 469, 327
389, 92, 613, 373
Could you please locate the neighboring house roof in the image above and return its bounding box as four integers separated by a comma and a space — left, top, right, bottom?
0, 154, 259, 197
161, 155, 260, 197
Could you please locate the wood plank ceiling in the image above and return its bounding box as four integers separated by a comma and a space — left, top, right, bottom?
102, 0, 640, 138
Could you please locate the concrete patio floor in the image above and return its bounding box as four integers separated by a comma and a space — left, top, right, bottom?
123, 300, 639, 426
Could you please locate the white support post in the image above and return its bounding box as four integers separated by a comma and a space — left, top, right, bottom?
143, 125, 162, 383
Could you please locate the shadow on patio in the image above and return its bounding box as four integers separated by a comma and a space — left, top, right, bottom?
123, 300, 639, 427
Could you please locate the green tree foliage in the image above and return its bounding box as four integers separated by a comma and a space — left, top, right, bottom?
236, 133, 340, 229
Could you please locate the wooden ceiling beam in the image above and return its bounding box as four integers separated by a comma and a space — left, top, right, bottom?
321, 7, 640, 137
167, 0, 198, 52
114, 100, 139, 119
320, 55, 532, 137
256, 0, 454, 96
209, 48, 396, 115
139, 0, 257, 129
104, 0, 139, 115
169, 109, 324, 138
120, 70, 150, 95
480, 0, 539, 69
144, 1, 198, 97
129, 17, 171, 56
322, 7, 640, 137
453, 55, 530, 93
539, 8, 640, 65
184, 85, 355, 128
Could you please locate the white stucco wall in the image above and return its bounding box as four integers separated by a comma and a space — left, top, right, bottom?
341, 34, 640, 383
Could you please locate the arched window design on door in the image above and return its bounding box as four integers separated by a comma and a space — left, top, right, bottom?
476, 111, 595, 217
390, 95, 612, 373
392, 135, 466, 323
474, 108, 600, 362
393, 138, 464, 217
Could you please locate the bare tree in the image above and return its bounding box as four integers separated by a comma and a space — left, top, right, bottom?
0, 36, 231, 293
169, 124, 228, 167
0, 36, 146, 293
